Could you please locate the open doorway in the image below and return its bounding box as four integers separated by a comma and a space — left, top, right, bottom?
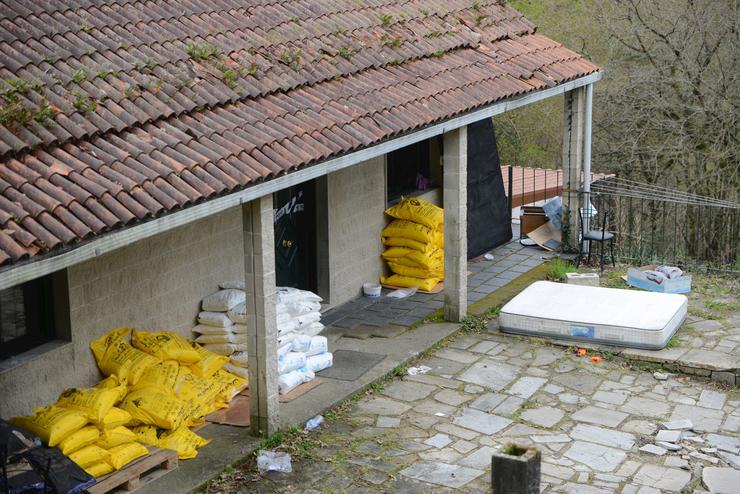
273, 181, 317, 292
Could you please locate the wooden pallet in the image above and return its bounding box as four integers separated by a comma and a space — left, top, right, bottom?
87, 447, 177, 494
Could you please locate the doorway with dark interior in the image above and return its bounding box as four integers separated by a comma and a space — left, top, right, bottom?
273, 181, 318, 292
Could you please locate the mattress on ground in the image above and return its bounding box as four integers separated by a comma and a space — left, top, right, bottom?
500, 281, 687, 349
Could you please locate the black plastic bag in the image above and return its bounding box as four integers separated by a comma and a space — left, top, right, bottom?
22, 447, 95, 494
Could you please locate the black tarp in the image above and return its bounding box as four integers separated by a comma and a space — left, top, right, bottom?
466, 119, 512, 258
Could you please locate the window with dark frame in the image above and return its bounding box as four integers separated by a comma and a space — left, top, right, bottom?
386, 138, 443, 204
0, 273, 65, 361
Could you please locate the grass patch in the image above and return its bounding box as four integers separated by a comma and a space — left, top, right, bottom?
545, 258, 573, 281
688, 307, 719, 320
705, 300, 737, 312
665, 335, 681, 348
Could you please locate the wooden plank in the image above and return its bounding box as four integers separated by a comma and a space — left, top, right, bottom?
87, 447, 178, 494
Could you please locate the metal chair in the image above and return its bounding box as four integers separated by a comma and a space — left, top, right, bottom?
576, 200, 615, 272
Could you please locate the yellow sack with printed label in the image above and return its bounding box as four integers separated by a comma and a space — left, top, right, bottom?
381, 274, 439, 292
94, 407, 132, 429
385, 197, 443, 230
106, 442, 149, 470
58, 425, 100, 455
174, 371, 221, 411
130, 425, 160, 446
90, 328, 160, 385
84, 461, 114, 478
209, 369, 248, 406
382, 236, 431, 252
130, 361, 184, 394
434, 229, 444, 248
69, 444, 111, 468
10, 406, 88, 447
188, 343, 229, 378
382, 247, 442, 270
132, 329, 200, 364
157, 426, 210, 460
120, 388, 189, 430
56, 386, 122, 423
387, 262, 443, 280
382, 220, 435, 244
97, 426, 137, 449
95, 375, 128, 402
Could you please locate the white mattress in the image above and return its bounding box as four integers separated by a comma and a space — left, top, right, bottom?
500, 281, 687, 349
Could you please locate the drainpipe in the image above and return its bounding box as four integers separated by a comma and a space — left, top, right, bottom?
582, 83, 593, 235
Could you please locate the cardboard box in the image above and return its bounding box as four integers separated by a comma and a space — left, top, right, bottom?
520, 206, 548, 236
626, 265, 691, 294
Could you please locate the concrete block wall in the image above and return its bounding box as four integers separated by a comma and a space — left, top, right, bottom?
0, 207, 244, 418
326, 156, 387, 306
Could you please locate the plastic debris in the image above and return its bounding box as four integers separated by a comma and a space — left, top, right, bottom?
256, 450, 292, 474
590, 356, 603, 363
483, 253, 495, 261
653, 371, 669, 381
407, 365, 431, 376
576, 348, 587, 357
304, 415, 324, 431
386, 287, 418, 299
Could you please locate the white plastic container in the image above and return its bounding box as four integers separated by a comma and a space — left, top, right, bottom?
363, 283, 381, 298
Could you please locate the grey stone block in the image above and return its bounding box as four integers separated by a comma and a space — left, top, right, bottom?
711, 371, 736, 385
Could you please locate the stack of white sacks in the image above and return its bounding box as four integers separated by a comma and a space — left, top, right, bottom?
275, 287, 333, 395
192, 282, 250, 380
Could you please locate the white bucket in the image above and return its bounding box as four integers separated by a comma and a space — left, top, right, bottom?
363, 283, 381, 298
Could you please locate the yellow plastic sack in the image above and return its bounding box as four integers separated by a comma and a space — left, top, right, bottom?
434, 229, 444, 248
387, 262, 443, 280
10, 406, 88, 447
381, 274, 439, 292
382, 247, 442, 270
132, 329, 200, 364
97, 426, 137, 449
130, 425, 160, 446
94, 407, 132, 429
90, 328, 160, 385
130, 361, 184, 394
382, 236, 431, 251
382, 220, 435, 244
188, 343, 229, 378
209, 369, 248, 406
95, 375, 128, 402
158, 426, 210, 460
106, 442, 149, 470
56, 386, 122, 423
119, 388, 189, 430
84, 461, 114, 478
58, 425, 100, 455
69, 444, 111, 468
174, 371, 221, 409
385, 197, 443, 230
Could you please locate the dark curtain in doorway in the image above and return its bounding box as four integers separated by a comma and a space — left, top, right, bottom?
466, 118, 512, 258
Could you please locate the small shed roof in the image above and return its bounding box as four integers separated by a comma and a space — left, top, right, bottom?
0, 0, 599, 267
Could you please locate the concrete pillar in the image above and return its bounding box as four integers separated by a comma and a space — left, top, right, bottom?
562, 87, 586, 250
443, 127, 468, 322
242, 195, 279, 437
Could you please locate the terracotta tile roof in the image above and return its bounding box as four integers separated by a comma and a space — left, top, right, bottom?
0, 0, 599, 267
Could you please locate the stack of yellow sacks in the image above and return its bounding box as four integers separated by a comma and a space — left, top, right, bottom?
380, 197, 444, 292
9, 327, 247, 478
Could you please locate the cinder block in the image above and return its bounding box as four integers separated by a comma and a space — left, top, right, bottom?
566, 272, 600, 287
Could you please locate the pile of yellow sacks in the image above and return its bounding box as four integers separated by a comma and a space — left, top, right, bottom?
9, 328, 247, 478
380, 197, 444, 292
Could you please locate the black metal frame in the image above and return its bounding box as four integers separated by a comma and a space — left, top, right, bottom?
576, 197, 615, 272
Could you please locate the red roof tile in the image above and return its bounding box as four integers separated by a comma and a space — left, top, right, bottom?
0, 0, 599, 267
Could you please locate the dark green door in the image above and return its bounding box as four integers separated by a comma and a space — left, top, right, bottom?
273, 182, 317, 291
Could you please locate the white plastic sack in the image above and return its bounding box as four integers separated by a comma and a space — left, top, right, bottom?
202, 289, 246, 312
291, 334, 311, 353
224, 362, 249, 379
227, 302, 248, 324
231, 324, 248, 334
277, 342, 293, 359
276, 312, 293, 325
230, 351, 249, 367
198, 311, 234, 328
278, 367, 315, 395
192, 324, 231, 335
276, 332, 295, 348
278, 352, 306, 374
306, 336, 328, 357
295, 312, 321, 327
277, 319, 298, 336
305, 352, 333, 373
195, 332, 247, 344
276, 287, 322, 304
220, 281, 246, 290
283, 301, 321, 317
203, 343, 247, 356
296, 322, 325, 337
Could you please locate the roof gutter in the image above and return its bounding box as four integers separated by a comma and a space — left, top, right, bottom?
0, 71, 602, 290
